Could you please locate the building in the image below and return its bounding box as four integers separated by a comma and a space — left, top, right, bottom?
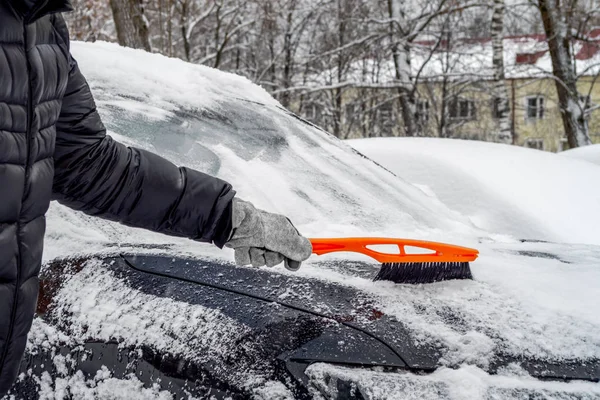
297, 32, 600, 151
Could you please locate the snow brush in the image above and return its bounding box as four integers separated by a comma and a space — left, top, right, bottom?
309, 238, 478, 284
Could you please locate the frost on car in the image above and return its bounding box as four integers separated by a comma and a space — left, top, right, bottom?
18, 255, 420, 399
6, 42, 600, 399
13, 254, 600, 399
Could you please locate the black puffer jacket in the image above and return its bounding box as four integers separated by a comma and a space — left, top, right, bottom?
0, 0, 235, 394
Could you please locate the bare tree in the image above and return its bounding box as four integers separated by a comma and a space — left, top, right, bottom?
110, 0, 152, 51
388, 0, 418, 136
175, 0, 215, 60
68, 0, 597, 144
65, 0, 114, 42
537, 0, 592, 147
384, 0, 483, 136
490, 0, 512, 143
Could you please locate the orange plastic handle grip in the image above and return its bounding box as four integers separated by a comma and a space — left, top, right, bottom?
309, 237, 479, 263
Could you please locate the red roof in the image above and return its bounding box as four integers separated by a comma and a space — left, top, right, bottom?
515, 50, 547, 65
414, 33, 548, 48
416, 32, 600, 62
575, 28, 600, 60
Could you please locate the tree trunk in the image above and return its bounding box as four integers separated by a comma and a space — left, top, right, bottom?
158, 0, 164, 52
109, 0, 151, 51
281, 1, 297, 108
439, 77, 449, 138
490, 0, 512, 143
394, 43, 418, 137
180, 0, 190, 61
333, 0, 346, 138
538, 0, 592, 147
388, 0, 417, 137
438, 29, 451, 138
167, 0, 173, 56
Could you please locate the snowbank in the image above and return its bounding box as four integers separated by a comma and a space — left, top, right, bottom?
349, 137, 600, 246
560, 143, 600, 166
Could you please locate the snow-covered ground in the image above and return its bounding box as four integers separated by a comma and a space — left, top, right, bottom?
15, 42, 600, 399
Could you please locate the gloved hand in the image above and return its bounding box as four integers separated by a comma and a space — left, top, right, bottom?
225, 198, 312, 270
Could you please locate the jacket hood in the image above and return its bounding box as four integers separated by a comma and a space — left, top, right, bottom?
7, 0, 72, 21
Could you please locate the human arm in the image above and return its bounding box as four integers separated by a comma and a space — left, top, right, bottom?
51, 20, 234, 246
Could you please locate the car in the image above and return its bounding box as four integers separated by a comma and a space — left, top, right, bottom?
5, 42, 600, 400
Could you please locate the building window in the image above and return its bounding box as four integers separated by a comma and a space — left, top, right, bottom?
345, 103, 357, 125
416, 100, 429, 123
492, 97, 509, 119
304, 102, 323, 122
525, 96, 544, 121
377, 101, 395, 130
449, 98, 476, 120
345, 103, 355, 116
525, 137, 544, 150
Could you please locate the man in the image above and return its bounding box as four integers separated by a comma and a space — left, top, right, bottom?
0, 0, 312, 395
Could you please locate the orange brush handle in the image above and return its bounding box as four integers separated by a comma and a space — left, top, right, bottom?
309, 237, 478, 263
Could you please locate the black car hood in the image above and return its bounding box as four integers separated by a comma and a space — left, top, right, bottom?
9, 254, 600, 399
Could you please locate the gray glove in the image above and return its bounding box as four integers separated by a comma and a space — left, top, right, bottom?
225, 198, 312, 270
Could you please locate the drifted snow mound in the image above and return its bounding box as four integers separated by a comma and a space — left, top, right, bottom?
349, 137, 600, 246
560, 143, 600, 166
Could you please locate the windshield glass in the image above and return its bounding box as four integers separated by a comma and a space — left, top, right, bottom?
93, 89, 474, 241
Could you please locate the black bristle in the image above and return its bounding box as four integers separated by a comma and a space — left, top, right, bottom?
373, 262, 473, 284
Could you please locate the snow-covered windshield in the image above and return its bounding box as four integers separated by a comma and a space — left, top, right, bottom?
70, 41, 476, 244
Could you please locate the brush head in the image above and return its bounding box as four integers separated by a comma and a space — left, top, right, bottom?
374, 262, 473, 284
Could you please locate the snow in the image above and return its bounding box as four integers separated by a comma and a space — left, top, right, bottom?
50, 259, 250, 362
16, 42, 600, 399
346, 138, 600, 356
342, 137, 600, 396
307, 363, 600, 400
249, 381, 294, 400
70, 41, 278, 110
34, 368, 172, 400
561, 143, 600, 166
295, 240, 600, 365
349, 137, 600, 246
307, 35, 600, 86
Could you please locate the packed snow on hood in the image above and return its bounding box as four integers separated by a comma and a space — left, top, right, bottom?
23, 42, 600, 399
27, 368, 172, 400
560, 143, 600, 166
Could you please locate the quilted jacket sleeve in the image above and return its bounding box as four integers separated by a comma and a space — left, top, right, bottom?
51, 20, 235, 247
